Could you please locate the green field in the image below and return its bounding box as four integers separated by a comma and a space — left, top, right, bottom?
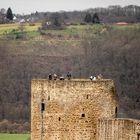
0, 23, 101, 39
0, 23, 139, 40
0, 23, 41, 39
0, 134, 30, 140
0, 23, 40, 34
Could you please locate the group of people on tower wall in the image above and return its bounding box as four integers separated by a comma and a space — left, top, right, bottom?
48, 72, 72, 80
90, 74, 103, 80
48, 72, 103, 80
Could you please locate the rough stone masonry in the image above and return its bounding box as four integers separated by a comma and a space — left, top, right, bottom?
31, 79, 140, 140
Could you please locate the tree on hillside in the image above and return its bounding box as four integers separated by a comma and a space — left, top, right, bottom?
41, 12, 64, 30
0, 13, 4, 23
51, 12, 62, 27
92, 13, 100, 24
16, 24, 26, 39
6, 7, 13, 21
84, 13, 92, 23
0, 8, 6, 23
54, 16, 61, 27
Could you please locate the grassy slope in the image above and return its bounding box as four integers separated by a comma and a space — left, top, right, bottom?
0, 23, 40, 34
0, 134, 30, 140
0, 23, 138, 40
0, 23, 106, 41
0, 24, 121, 54
5, 24, 138, 55
1, 23, 139, 58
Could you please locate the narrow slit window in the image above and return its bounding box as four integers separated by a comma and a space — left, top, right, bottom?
48, 96, 50, 101
86, 95, 88, 99
115, 107, 118, 117
41, 103, 45, 111
81, 113, 85, 117
59, 117, 61, 121
138, 134, 140, 140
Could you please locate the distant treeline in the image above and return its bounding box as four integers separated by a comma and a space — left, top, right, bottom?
1, 5, 140, 24
22, 5, 140, 23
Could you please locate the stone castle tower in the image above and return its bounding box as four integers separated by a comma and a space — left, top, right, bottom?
31, 79, 140, 140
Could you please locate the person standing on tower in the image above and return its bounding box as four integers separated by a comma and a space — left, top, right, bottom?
53, 73, 57, 80
48, 74, 52, 80
67, 72, 72, 80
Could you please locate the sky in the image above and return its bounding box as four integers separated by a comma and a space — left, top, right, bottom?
0, 0, 140, 14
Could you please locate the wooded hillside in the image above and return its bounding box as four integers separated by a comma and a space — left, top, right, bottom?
0, 24, 139, 132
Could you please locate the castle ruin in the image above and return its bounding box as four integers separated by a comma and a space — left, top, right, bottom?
31, 79, 140, 140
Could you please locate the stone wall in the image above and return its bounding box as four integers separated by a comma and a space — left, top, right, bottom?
97, 118, 140, 140
31, 79, 118, 140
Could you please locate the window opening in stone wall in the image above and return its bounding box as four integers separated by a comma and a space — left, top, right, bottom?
59, 117, 61, 121
48, 96, 50, 101
81, 113, 85, 117
41, 103, 45, 112
138, 134, 140, 140
86, 95, 89, 99
115, 107, 118, 117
